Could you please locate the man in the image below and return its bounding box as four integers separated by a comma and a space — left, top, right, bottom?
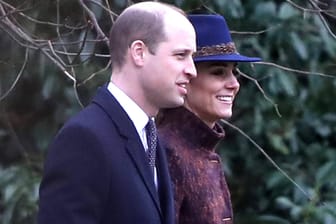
37, 2, 196, 224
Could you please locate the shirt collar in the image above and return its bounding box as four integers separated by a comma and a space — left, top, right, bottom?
107, 82, 149, 136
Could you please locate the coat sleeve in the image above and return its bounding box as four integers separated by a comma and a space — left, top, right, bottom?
38, 123, 111, 224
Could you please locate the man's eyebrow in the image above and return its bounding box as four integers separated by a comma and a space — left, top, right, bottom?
174, 48, 194, 52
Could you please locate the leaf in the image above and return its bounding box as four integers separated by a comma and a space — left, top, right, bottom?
256, 214, 291, 224
268, 133, 289, 154
276, 196, 295, 209
278, 3, 299, 19
290, 32, 308, 59
254, 2, 277, 21
276, 70, 296, 96
316, 161, 336, 184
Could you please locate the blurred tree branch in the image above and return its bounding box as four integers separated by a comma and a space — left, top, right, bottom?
0, 48, 28, 102
1, 1, 336, 223
0, 0, 335, 105
0, 0, 112, 106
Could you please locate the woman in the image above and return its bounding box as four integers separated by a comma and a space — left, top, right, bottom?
157, 14, 261, 224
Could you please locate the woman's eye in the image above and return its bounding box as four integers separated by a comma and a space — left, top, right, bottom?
211, 69, 224, 76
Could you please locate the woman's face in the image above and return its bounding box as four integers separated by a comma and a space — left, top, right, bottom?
184, 61, 240, 127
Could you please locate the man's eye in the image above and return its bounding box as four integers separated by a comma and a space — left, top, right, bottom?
175, 52, 187, 59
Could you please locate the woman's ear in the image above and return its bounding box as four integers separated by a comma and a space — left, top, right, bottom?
129, 40, 147, 67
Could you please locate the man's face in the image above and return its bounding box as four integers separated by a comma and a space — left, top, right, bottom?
184, 61, 240, 127
141, 13, 197, 112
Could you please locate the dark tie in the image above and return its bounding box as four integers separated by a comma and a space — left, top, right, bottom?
145, 118, 157, 174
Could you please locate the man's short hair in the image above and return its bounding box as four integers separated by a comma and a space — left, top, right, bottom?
109, 2, 186, 70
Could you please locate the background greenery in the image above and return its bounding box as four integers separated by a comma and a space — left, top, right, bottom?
0, 0, 335, 223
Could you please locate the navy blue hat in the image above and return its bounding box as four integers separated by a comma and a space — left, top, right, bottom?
188, 14, 261, 63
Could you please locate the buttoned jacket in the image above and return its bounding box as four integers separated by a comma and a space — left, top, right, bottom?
38, 86, 174, 224
157, 107, 233, 224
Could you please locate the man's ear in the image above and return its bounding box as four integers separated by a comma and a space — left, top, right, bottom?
129, 40, 147, 67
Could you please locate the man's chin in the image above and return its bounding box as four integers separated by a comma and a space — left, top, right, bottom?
164, 98, 185, 109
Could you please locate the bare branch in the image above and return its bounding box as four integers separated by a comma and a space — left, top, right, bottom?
231, 24, 282, 35
103, 0, 115, 23
0, 0, 87, 30
78, 0, 109, 47
78, 59, 111, 86
0, 1, 76, 86
1, 109, 32, 164
56, 0, 83, 108
0, 22, 109, 59
0, 3, 37, 45
86, 0, 118, 17
47, 40, 67, 67
286, 0, 323, 12
256, 61, 336, 78
219, 119, 315, 203
285, 0, 336, 39
68, 25, 91, 65
237, 68, 282, 117
0, 48, 29, 102
309, 0, 336, 39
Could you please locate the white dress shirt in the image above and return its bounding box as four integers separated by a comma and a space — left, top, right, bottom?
107, 82, 158, 187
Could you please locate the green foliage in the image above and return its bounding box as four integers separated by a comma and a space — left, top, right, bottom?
1, 0, 336, 223
0, 165, 40, 224
202, 0, 336, 223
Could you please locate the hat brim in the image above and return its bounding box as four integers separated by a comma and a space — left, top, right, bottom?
194, 53, 261, 63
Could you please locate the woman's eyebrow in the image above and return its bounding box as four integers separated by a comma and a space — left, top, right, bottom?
207, 62, 237, 67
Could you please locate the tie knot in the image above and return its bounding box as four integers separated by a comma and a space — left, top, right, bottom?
146, 118, 156, 135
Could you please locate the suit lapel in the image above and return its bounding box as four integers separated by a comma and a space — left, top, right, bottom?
125, 140, 162, 214
92, 86, 162, 217
156, 140, 174, 224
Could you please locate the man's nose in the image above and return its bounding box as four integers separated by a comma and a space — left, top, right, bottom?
185, 58, 197, 78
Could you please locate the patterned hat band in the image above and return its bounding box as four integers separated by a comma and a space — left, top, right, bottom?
193, 42, 238, 57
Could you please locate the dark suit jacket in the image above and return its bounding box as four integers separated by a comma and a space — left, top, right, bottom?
38, 86, 174, 224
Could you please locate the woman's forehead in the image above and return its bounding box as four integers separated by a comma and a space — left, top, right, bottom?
196, 61, 237, 68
